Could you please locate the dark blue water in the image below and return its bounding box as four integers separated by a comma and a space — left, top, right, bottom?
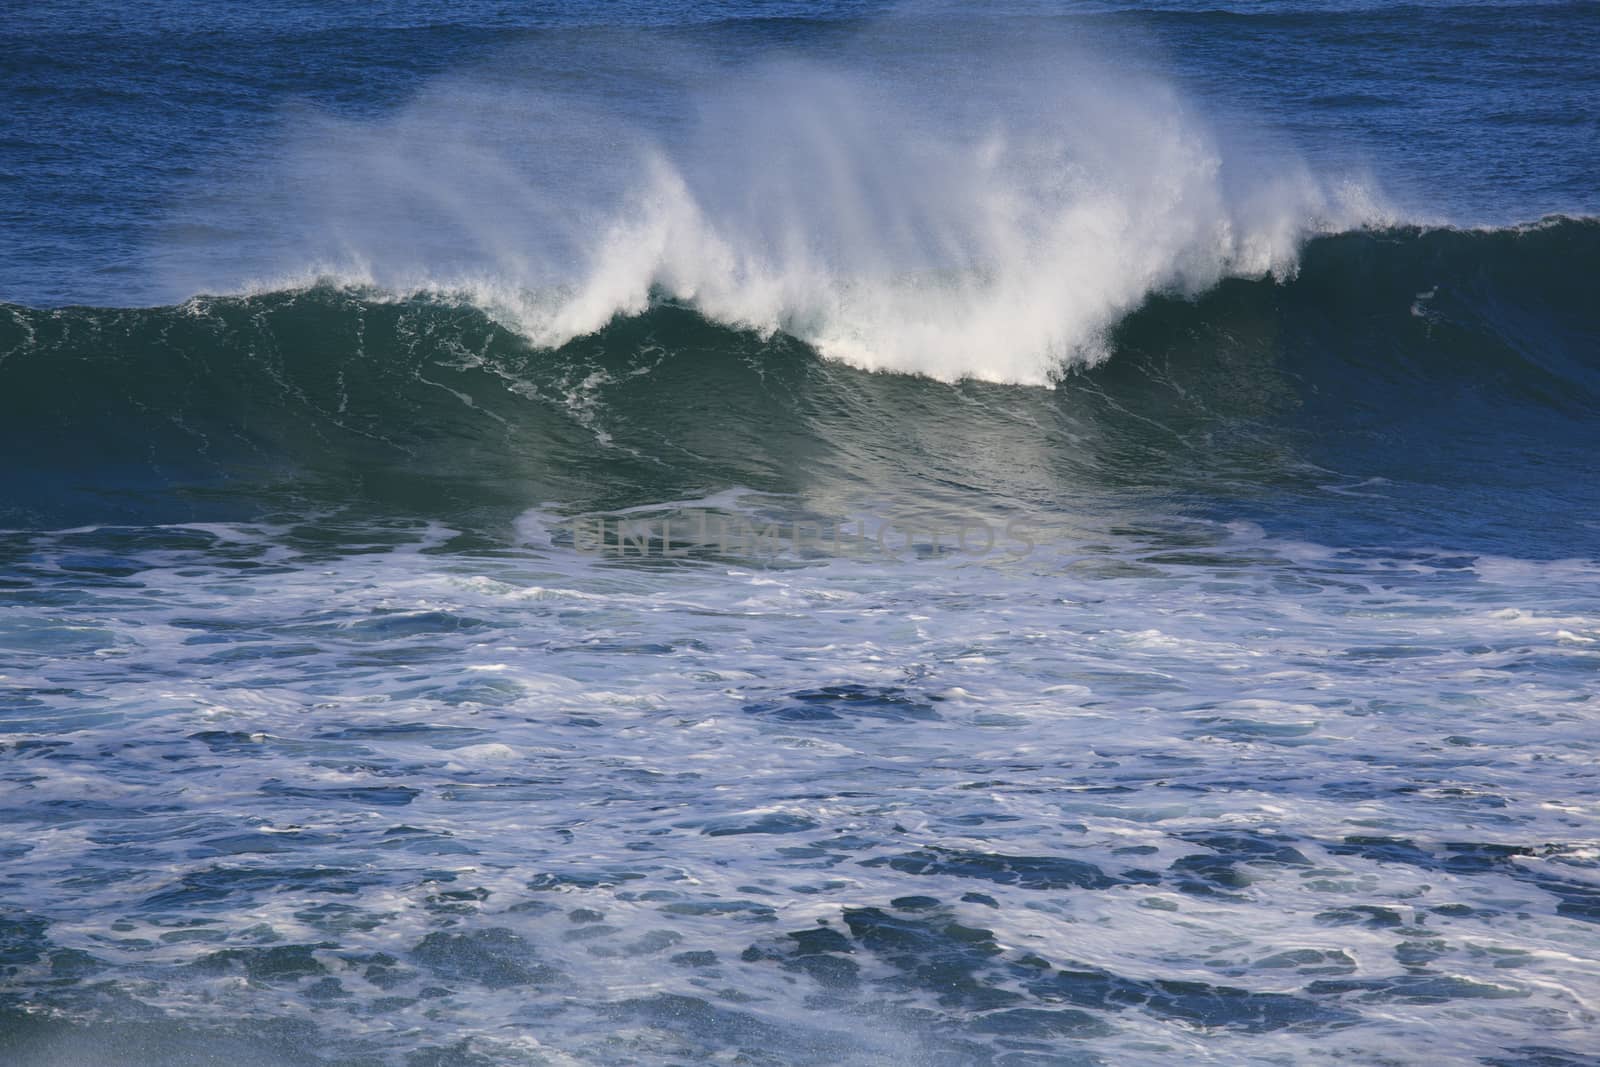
2, 3, 1598, 1065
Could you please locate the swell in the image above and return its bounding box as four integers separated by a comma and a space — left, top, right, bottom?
2, 220, 1597, 531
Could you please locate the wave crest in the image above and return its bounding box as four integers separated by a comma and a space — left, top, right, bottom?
164, 31, 1391, 384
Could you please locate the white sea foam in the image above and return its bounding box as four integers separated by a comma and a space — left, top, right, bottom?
3, 507, 1597, 1062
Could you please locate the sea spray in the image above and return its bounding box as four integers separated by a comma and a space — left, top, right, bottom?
164, 23, 1388, 384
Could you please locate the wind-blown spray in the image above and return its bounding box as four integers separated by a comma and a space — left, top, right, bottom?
169, 22, 1386, 384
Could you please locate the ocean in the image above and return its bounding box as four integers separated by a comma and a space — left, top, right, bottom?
2, 2, 1598, 1064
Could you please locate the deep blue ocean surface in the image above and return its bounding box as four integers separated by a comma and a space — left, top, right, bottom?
2, 2, 1598, 1064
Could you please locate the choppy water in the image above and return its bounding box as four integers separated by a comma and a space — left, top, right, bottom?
3, 2, 1598, 1064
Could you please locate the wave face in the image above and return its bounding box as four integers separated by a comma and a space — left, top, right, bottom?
4, 219, 1598, 553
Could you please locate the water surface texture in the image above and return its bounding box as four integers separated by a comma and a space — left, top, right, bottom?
2, 3, 1598, 1064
